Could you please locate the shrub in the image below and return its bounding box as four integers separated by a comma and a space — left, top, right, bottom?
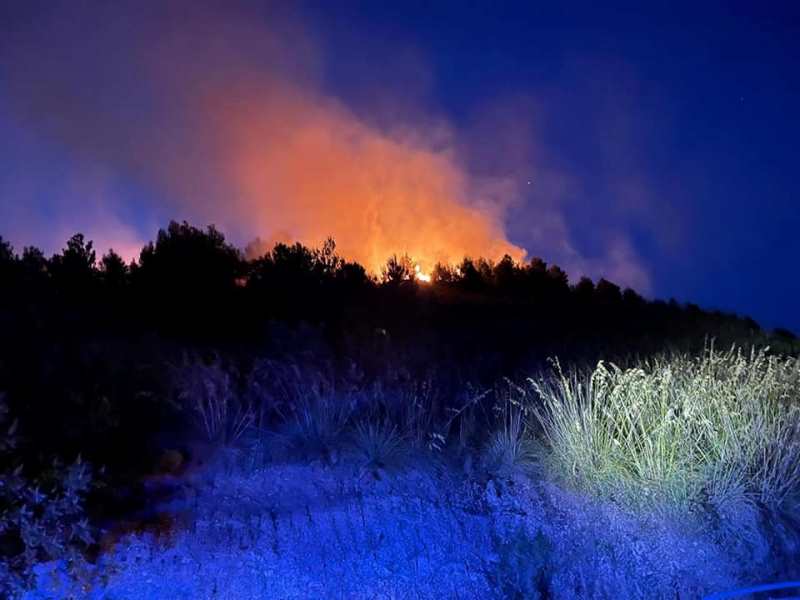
0, 394, 93, 595
530, 345, 800, 515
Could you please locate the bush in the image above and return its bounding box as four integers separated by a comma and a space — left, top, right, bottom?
0, 394, 93, 595
530, 345, 800, 515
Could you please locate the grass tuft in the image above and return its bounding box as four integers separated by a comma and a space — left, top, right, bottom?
530, 345, 800, 515
353, 420, 406, 471
483, 383, 537, 477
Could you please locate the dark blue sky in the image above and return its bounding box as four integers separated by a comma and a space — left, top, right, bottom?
1, 1, 798, 332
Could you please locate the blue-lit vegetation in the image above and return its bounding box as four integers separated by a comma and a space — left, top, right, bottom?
1, 224, 799, 598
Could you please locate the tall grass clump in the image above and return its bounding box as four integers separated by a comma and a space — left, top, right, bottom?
530, 345, 800, 515
352, 420, 406, 472
171, 354, 255, 445
483, 381, 537, 478
269, 369, 360, 462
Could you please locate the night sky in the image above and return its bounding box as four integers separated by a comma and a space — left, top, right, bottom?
1, 1, 798, 333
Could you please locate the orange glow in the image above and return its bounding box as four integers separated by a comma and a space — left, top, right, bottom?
205, 80, 526, 275
414, 264, 432, 283
5, 5, 527, 275
0, 4, 654, 293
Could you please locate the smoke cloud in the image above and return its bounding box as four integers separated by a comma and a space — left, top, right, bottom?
0, 1, 650, 289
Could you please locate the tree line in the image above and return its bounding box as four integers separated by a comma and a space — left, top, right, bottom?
0, 220, 794, 479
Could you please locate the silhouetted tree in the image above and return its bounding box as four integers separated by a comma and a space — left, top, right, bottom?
457, 258, 483, 292
622, 287, 645, 308
546, 265, 568, 288
314, 238, 344, 276
20, 246, 46, 275
493, 254, 517, 291
134, 221, 243, 336
0, 236, 14, 283
100, 249, 129, 290
334, 261, 369, 289
382, 254, 416, 285
0, 236, 13, 263
248, 242, 319, 301
595, 278, 622, 306
137, 221, 241, 292
54, 233, 96, 270
519, 257, 546, 301
48, 234, 97, 301
528, 257, 547, 273
476, 258, 494, 284
17, 246, 49, 297
573, 276, 595, 302
246, 239, 370, 324
431, 262, 457, 285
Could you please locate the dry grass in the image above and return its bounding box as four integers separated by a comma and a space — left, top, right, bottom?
529, 345, 800, 514
171, 354, 255, 445
352, 420, 406, 471
483, 381, 537, 477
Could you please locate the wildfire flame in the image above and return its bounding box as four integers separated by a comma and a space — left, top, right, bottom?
223, 84, 526, 276
415, 264, 432, 283
3, 3, 527, 275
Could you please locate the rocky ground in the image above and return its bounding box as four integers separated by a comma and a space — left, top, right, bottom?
20, 447, 800, 599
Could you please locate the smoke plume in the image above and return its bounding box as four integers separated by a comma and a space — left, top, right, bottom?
1, 3, 524, 273
1, 1, 652, 290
